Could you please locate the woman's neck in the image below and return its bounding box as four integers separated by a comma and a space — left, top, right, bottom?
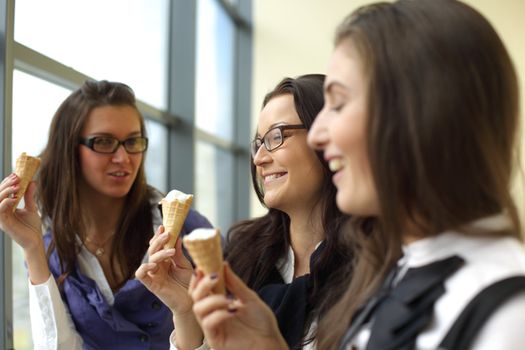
79, 191, 125, 240
287, 205, 324, 278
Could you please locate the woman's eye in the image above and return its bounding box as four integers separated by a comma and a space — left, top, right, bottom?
331, 103, 345, 112
95, 138, 114, 146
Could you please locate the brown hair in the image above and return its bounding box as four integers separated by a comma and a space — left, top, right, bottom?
38, 80, 155, 288
317, 1, 521, 348
225, 74, 355, 347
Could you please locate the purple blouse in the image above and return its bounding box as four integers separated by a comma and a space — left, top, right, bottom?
44, 208, 212, 350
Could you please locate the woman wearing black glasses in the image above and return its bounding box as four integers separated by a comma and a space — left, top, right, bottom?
225, 74, 354, 349
137, 74, 355, 350
0, 79, 212, 349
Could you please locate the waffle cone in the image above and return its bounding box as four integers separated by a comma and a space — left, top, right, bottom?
13, 152, 41, 212
183, 229, 225, 294
161, 195, 193, 248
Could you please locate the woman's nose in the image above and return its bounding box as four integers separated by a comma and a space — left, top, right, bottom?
308, 111, 329, 151
252, 144, 271, 166
111, 144, 130, 163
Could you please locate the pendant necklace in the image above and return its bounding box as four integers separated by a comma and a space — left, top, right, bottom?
85, 232, 116, 257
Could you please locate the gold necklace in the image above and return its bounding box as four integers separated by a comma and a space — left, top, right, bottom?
85, 233, 116, 257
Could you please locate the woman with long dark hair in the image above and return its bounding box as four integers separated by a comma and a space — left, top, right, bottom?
137, 74, 354, 350
187, 1, 525, 349
0, 80, 211, 349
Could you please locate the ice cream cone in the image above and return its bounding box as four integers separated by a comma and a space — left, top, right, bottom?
13, 152, 41, 212
183, 228, 225, 294
160, 190, 193, 249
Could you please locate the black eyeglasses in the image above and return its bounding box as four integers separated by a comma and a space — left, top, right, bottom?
79, 136, 148, 154
250, 124, 306, 157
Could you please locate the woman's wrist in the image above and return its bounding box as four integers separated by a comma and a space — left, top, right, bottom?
24, 241, 51, 285
172, 311, 204, 350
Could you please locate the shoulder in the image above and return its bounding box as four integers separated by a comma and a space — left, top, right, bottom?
416, 235, 525, 347
454, 236, 525, 286
470, 291, 525, 349
183, 209, 213, 233
443, 236, 525, 310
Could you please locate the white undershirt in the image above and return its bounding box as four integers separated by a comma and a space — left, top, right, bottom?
28, 201, 163, 350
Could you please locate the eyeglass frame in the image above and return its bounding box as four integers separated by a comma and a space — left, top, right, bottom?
250, 124, 306, 157
78, 136, 149, 154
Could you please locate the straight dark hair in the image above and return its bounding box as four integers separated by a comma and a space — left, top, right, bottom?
38, 80, 155, 289
317, 1, 521, 348
225, 74, 355, 346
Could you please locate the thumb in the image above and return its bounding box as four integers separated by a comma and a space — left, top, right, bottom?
24, 181, 38, 212
223, 262, 258, 301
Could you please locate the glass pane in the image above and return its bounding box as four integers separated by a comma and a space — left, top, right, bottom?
195, 141, 234, 234
12, 244, 31, 350
144, 119, 168, 193
11, 71, 72, 350
14, 0, 169, 109
196, 0, 235, 140
12, 70, 72, 164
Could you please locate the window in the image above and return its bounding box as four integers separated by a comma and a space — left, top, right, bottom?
11, 71, 72, 350
1, 1, 251, 348
14, 0, 169, 109
195, 140, 234, 233
194, 0, 252, 234
144, 119, 168, 192
195, 0, 236, 141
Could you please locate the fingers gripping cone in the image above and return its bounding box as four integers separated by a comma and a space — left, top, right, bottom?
13, 152, 41, 212
183, 228, 225, 295
160, 190, 193, 249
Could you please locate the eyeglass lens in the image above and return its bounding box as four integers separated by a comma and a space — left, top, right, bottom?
251, 128, 284, 156
92, 137, 147, 153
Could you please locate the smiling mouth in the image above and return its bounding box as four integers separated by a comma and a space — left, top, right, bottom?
109, 171, 129, 177
328, 159, 344, 172
264, 172, 287, 182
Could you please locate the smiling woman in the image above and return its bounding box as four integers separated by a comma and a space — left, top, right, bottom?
0, 80, 212, 350
252, 94, 323, 212
135, 74, 355, 350
204, 74, 355, 349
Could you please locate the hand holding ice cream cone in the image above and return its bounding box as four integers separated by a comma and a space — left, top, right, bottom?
13, 152, 41, 212
183, 228, 225, 294
160, 189, 193, 249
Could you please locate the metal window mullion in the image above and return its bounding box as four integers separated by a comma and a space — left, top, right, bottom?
167, 0, 197, 194
232, 0, 252, 223
1, 0, 15, 348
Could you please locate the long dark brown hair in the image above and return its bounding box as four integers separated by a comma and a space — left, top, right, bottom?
225, 74, 355, 345
317, 1, 521, 348
38, 80, 155, 288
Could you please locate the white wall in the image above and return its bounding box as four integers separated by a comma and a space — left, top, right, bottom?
251, 0, 525, 221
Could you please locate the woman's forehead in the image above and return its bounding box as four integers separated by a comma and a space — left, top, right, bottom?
257, 95, 300, 134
